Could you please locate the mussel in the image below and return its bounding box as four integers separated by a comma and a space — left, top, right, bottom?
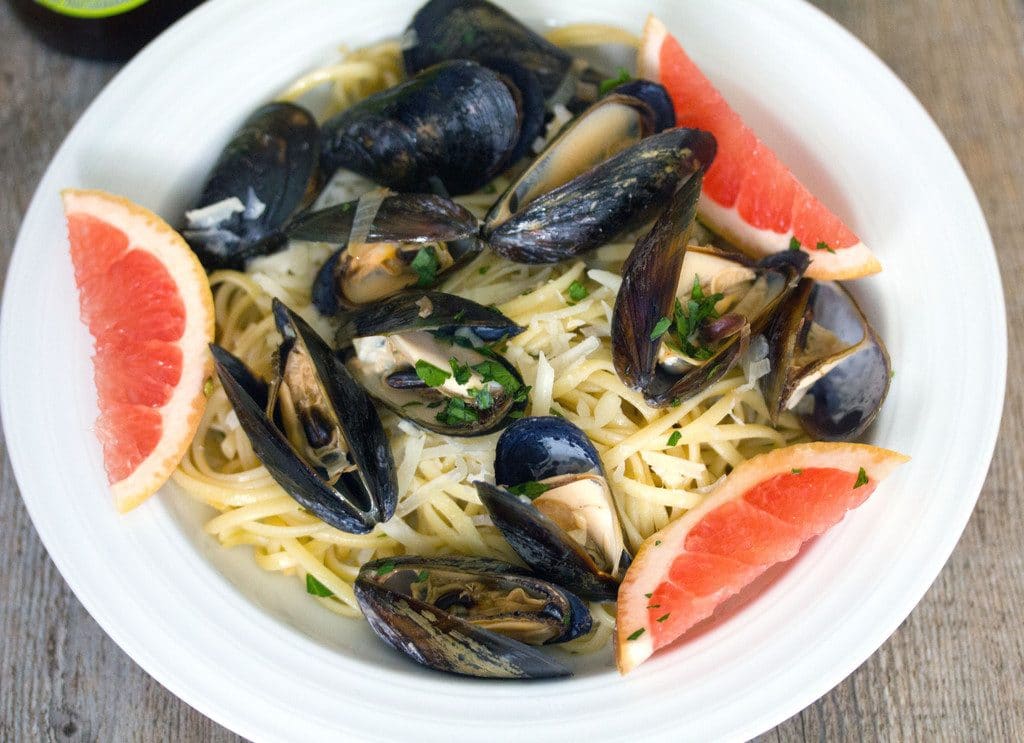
319, 60, 525, 195
355, 556, 591, 678
404, 0, 609, 112
763, 280, 891, 440
211, 299, 397, 534
183, 102, 321, 270
485, 124, 715, 264
476, 417, 629, 602
286, 193, 482, 314
612, 173, 810, 406
337, 292, 528, 436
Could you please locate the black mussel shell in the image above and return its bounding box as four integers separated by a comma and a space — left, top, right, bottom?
476, 482, 620, 602
320, 60, 520, 195
404, 0, 573, 101
210, 300, 397, 533
340, 293, 528, 436
764, 280, 891, 440
494, 415, 603, 486
486, 128, 717, 263
335, 291, 523, 348
613, 172, 809, 407
290, 194, 483, 314
183, 102, 320, 270
609, 80, 675, 132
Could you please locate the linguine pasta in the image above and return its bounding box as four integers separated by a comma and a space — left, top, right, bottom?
171, 32, 805, 655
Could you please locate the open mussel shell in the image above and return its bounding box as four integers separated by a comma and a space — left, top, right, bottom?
764, 280, 891, 440
289, 194, 483, 314
211, 300, 397, 534
477, 417, 629, 602
485, 127, 717, 263
339, 293, 528, 436
613, 173, 810, 406
320, 60, 520, 195
355, 556, 590, 679
183, 102, 320, 270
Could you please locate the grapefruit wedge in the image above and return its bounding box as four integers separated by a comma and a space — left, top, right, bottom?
616, 442, 908, 674
639, 15, 881, 280
63, 189, 215, 512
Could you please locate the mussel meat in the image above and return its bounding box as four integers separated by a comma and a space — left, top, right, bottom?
476, 417, 629, 601
612, 173, 810, 406
337, 292, 529, 436
485, 125, 715, 264
286, 193, 482, 313
183, 102, 321, 270
355, 555, 591, 678
319, 60, 524, 195
763, 279, 891, 440
211, 299, 397, 534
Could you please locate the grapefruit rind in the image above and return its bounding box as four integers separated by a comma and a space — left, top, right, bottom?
62, 189, 215, 512
638, 14, 881, 281
615, 442, 909, 674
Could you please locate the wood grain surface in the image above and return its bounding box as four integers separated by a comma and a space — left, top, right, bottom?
1, 1, 1021, 740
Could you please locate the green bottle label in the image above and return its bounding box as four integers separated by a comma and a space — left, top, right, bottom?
34, 0, 150, 19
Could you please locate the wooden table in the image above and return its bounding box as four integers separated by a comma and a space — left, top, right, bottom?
2, 1, 1021, 740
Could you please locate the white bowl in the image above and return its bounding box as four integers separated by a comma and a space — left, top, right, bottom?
0, 0, 1005, 740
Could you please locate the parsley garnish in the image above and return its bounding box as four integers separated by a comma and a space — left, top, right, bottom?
789, 236, 802, 251
854, 467, 869, 489
448, 357, 472, 385
306, 574, 334, 597
509, 481, 550, 499
598, 67, 632, 96
667, 431, 682, 447
650, 316, 672, 340
627, 628, 645, 641
413, 570, 429, 583
453, 309, 466, 322
644, 592, 653, 598
646, 604, 661, 609
472, 360, 525, 400
436, 397, 479, 426
567, 280, 588, 304
414, 359, 450, 387
549, 406, 565, 418
791, 468, 803, 475
816, 241, 836, 254
668, 277, 725, 358
478, 265, 490, 275
656, 613, 671, 623
410, 246, 440, 287
467, 385, 494, 410
376, 560, 397, 576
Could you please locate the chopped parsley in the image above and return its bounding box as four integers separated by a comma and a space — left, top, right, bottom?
414, 359, 450, 387
654, 540, 662, 546
478, 265, 490, 275
789, 236, 802, 251
650, 316, 672, 340
306, 574, 334, 597
626, 628, 645, 641
854, 467, 869, 489
472, 360, 527, 401
791, 468, 803, 475
646, 604, 661, 609
467, 385, 494, 410
816, 241, 836, 254
436, 397, 479, 426
567, 280, 589, 304
509, 481, 551, 499
644, 592, 653, 598
375, 560, 397, 575
410, 246, 440, 287
656, 613, 671, 623
413, 570, 429, 583
453, 309, 466, 322
448, 357, 472, 385
598, 67, 632, 96
667, 277, 724, 359
549, 406, 565, 418
667, 430, 682, 447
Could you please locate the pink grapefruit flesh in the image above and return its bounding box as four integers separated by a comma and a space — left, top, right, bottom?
64, 189, 215, 512
639, 15, 881, 280
616, 442, 908, 674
